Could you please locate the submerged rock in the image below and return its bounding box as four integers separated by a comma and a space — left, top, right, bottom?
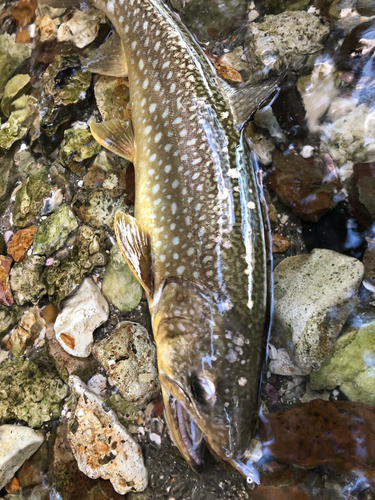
0, 425, 44, 490
244, 12, 329, 78
0, 304, 24, 338
310, 322, 375, 405
0, 256, 14, 307
273, 249, 364, 371
10, 307, 46, 358
68, 376, 148, 494
33, 204, 78, 257
0, 152, 19, 216
59, 129, 101, 174
0, 358, 67, 428
94, 76, 130, 122
54, 277, 109, 357
93, 321, 160, 407
10, 255, 46, 306
57, 8, 103, 48
102, 243, 142, 312
7, 226, 37, 263
260, 399, 375, 477
0, 96, 37, 151
1, 74, 31, 118
73, 188, 128, 228
0, 34, 31, 99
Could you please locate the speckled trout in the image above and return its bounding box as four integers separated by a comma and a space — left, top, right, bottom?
42, 0, 278, 481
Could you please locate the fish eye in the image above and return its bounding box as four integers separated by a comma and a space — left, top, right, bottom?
190, 375, 216, 405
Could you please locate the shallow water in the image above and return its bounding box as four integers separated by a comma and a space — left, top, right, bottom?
1, 0, 375, 499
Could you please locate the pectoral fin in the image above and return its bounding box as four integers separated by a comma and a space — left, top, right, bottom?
82, 32, 128, 77
90, 119, 135, 162
115, 211, 153, 297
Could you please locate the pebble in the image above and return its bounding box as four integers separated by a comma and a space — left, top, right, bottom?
68, 375, 148, 495
55, 277, 109, 357
273, 249, 364, 371
57, 8, 104, 48
6, 225, 37, 262
268, 345, 309, 376
0, 425, 44, 490
10, 307, 45, 357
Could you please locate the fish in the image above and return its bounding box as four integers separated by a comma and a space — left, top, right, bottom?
41, 0, 278, 482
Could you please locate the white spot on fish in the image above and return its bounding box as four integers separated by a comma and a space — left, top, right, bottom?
170, 83, 176, 92
162, 108, 169, 118
167, 71, 173, 79
131, 41, 137, 50
143, 79, 149, 89
141, 98, 146, 107
155, 41, 161, 51
119, 16, 124, 22
173, 253, 179, 259
164, 144, 172, 152
172, 180, 179, 189
149, 103, 156, 113
187, 139, 196, 146
148, 168, 155, 175
173, 237, 179, 245
248, 201, 256, 209
125, 24, 129, 32
155, 132, 162, 143
154, 81, 161, 91
139, 59, 144, 70
107, 0, 115, 13
153, 184, 160, 194
155, 240, 162, 248
180, 129, 187, 137
154, 198, 162, 206
150, 154, 156, 162
160, 254, 166, 262
171, 202, 177, 215
228, 168, 240, 179
173, 117, 182, 125
145, 125, 152, 135
187, 247, 194, 256
170, 223, 176, 230
165, 165, 172, 173
177, 266, 185, 274
238, 377, 247, 386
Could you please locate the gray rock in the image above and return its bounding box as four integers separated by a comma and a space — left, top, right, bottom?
93, 321, 160, 407
102, 243, 142, 312
54, 277, 109, 357
273, 249, 364, 371
0, 425, 44, 490
10, 256, 46, 305
68, 375, 148, 495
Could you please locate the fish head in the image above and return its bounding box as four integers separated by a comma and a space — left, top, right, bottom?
153, 277, 261, 472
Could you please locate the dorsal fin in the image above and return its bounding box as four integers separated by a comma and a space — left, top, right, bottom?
90, 119, 135, 162
219, 76, 283, 130
82, 32, 128, 78
114, 211, 153, 297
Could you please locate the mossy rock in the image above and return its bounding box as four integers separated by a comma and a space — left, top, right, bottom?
59, 129, 101, 174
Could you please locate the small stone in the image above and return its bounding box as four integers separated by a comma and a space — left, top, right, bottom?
273, 249, 364, 371
54, 278, 109, 357
59, 129, 101, 174
33, 204, 78, 257
5, 476, 21, 495
45, 324, 99, 383
310, 323, 375, 405
268, 345, 309, 376
0, 425, 44, 490
37, 15, 58, 42
272, 234, 290, 253
0, 256, 13, 307
0, 34, 31, 99
93, 321, 160, 407
0, 304, 24, 338
1, 74, 31, 118
219, 46, 249, 75
94, 76, 130, 122
0, 96, 37, 151
16, 440, 48, 489
0, 358, 67, 428
68, 375, 148, 494
73, 189, 128, 229
10, 255, 46, 306
7, 226, 37, 262
10, 307, 45, 358
41, 303, 59, 325
102, 243, 142, 312
58, 8, 104, 48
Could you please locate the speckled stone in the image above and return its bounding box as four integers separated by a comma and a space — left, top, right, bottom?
10, 255, 46, 305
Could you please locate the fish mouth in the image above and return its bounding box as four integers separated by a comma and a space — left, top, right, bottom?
162, 389, 204, 471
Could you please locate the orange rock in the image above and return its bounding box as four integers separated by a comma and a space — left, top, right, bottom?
260, 399, 375, 478
16, 29, 31, 43
204, 51, 243, 83
5, 476, 21, 495
272, 233, 290, 253
41, 303, 59, 325
7, 226, 37, 262
13, 0, 38, 28
0, 255, 13, 306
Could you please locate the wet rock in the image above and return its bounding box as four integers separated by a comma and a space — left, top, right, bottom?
7, 226, 37, 262
1, 75, 31, 118
0, 425, 44, 490
0, 358, 67, 428
73, 188, 128, 229
268, 345, 309, 376
13, 166, 51, 228
68, 375, 148, 494
59, 129, 101, 174
0, 304, 24, 338
41, 303, 59, 325
33, 204, 78, 257
10, 255, 46, 306
244, 12, 329, 78
46, 324, 99, 383
44, 225, 108, 304
245, 122, 275, 165
267, 150, 338, 222
93, 321, 160, 407
40, 55, 92, 137
363, 246, 375, 288
351, 162, 375, 228
273, 249, 364, 371
0, 34, 31, 99
54, 277, 109, 357
10, 307, 45, 358
272, 234, 290, 253
219, 47, 249, 76
0, 256, 14, 307
0, 152, 19, 216
13, 0, 38, 28
94, 76, 130, 122
58, 8, 103, 48
102, 243, 142, 312
82, 160, 127, 198
310, 322, 375, 405
260, 399, 375, 477
37, 14, 58, 43
0, 96, 38, 151
17, 440, 48, 489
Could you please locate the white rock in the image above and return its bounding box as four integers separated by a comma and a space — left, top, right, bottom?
0, 425, 44, 489
273, 249, 364, 372
68, 376, 148, 495
57, 9, 103, 48
87, 373, 107, 396
300, 145, 314, 159
55, 277, 109, 357
268, 344, 309, 376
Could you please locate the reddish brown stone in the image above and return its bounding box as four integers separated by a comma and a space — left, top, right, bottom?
260, 399, 375, 478
5, 476, 21, 495
272, 233, 290, 253
7, 226, 37, 262
0, 255, 13, 306
204, 51, 243, 83
267, 151, 338, 222
13, 0, 38, 28
41, 303, 59, 325
16, 29, 31, 43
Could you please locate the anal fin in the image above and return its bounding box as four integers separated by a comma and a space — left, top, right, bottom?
115, 212, 153, 297
90, 119, 135, 162
82, 32, 128, 78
